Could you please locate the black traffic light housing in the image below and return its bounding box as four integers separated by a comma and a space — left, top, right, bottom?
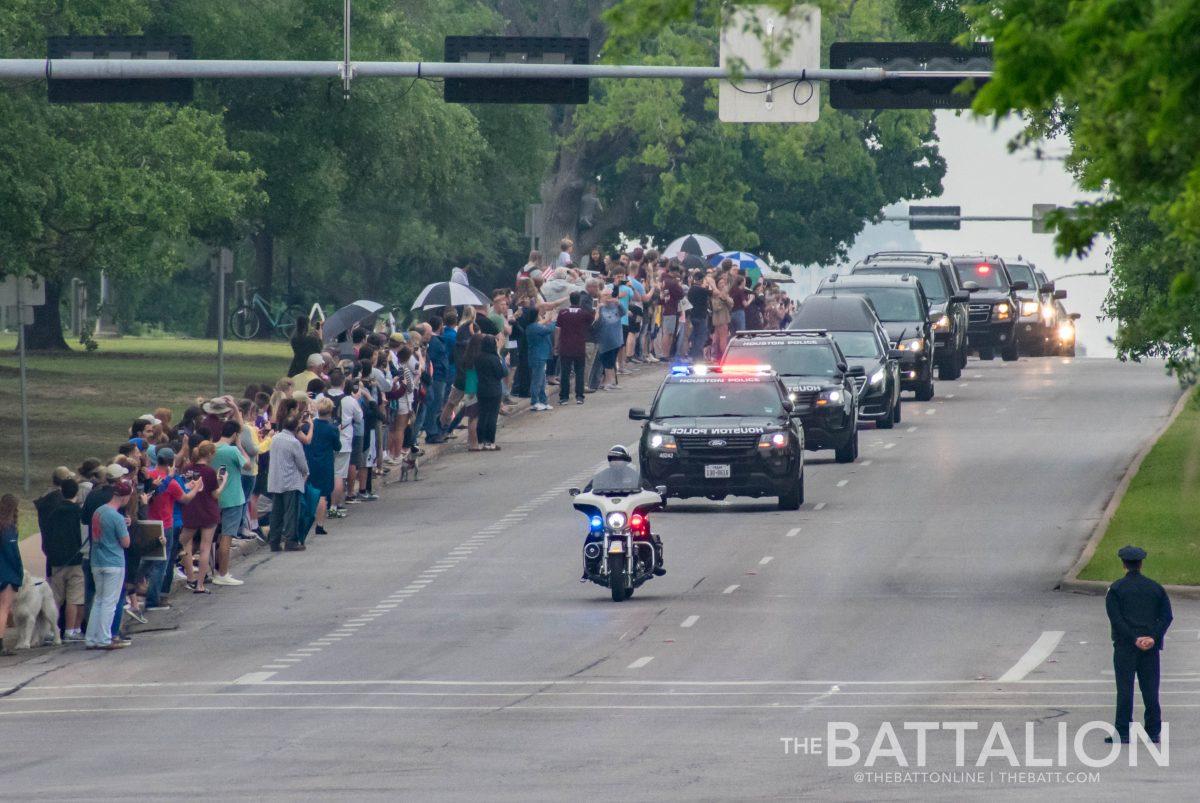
829, 42, 991, 110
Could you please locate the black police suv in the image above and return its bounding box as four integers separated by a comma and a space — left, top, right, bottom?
852, 251, 970, 380
951, 255, 1029, 362
629, 367, 806, 510
1006, 258, 1069, 356
815, 273, 936, 401
721, 330, 859, 463
789, 295, 902, 428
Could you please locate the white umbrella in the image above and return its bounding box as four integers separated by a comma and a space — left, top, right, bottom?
662, 234, 724, 259
411, 281, 490, 310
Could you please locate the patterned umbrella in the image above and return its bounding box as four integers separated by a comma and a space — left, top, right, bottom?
709, 251, 769, 285
410, 281, 490, 310
662, 233, 724, 259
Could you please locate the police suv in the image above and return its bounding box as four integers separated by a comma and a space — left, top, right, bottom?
629, 365, 806, 510
721, 330, 859, 463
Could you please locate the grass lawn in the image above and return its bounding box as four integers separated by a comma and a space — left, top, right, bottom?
0, 334, 291, 539
1079, 388, 1200, 586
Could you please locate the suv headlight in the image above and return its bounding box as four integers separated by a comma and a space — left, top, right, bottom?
869, 367, 886, 386
815, 389, 843, 407
1057, 322, 1075, 341
898, 337, 924, 353
757, 431, 788, 449
993, 302, 1012, 320
648, 433, 676, 451
931, 314, 950, 332
1020, 300, 1040, 317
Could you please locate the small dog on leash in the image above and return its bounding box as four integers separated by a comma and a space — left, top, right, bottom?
399, 453, 419, 482
11, 571, 61, 650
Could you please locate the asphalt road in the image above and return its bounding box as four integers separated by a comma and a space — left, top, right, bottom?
2, 356, 1194, 801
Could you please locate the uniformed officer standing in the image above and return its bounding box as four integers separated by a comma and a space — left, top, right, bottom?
1105, 545, 1173, 743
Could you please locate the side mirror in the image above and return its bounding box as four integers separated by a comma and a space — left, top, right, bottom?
628, 407, 648, 420
962, 281, 980, 293
951, 291, 970, 303
1039, 282, 1056, 294
887, 349, 903, 361
847, 366, 866, 377
1069, 312, 1081, 321
1011, 280, 1029, 292
1053, 289, 1067, 300
568, 488, 581, 497
836, 362, 849, 374
781, 400, 795, 414
655, 485, 667, 497
927, 312, 942, 324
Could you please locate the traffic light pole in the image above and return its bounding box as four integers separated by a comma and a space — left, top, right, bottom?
0, 58, 991, 83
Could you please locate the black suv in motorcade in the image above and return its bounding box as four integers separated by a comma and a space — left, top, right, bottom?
814, 273, 936, 401
951, 255, 1029, 361
1006, 258, 1068, 356
851, 251, 970, 380
789, 295, 903, 428
629, 366, 806, 509
721, 330, 859, 463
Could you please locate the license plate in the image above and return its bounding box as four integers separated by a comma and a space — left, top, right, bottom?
704, 464, 731, 479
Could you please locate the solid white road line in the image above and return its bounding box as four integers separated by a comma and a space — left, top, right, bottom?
998, 631, 1066, 683
627, 657, 654, 669
759, 556, 774, 565
785, 527, 801, 538
722, 585, 739, 594
681, 616, 699, 628
836, 479, 849, 487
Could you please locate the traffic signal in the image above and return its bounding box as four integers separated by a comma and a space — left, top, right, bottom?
908, 205, 961, 230
829, 42, 991, 110
443, 36, 590, 105
47, 35, 193, 104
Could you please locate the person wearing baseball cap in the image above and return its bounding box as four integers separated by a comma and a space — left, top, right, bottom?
84, 479, 133, 650
1105, 545, 1173, 744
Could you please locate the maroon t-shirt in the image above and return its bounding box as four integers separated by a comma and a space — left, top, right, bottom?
180, 463, 220, 529
555, 307, 595, 358
730, 285, 747, 312
662, 276, 684, 316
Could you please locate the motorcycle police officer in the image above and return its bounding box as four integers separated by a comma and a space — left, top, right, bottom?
583, 445, 666, 577
1105, 544, 1173, 744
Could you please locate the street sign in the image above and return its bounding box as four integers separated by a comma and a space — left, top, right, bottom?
829, 42, 991, 110
719, 5, 821, 123
443, 37, 590, 105
47, 35, 194, 104
0, 274, 46, 307
1032, 203, 1058, 234
909, 205, 961, 230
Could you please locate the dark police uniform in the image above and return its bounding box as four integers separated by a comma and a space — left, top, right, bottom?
1105, 546, 1173, 741
582, 462, 665, 574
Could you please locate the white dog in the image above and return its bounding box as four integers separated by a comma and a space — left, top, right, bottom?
11, 571, 61, 650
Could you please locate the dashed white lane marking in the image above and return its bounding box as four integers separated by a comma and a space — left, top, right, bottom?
998, 631, 1066, 683
723, 585, 740, 594
906, 426, 917, 433
883, 442, 895, 450
861, 460, 872, 466
759, 556, 774, 566
261, 664, 289, 670
946, 394, 956, 399
959, 382, 968, 387
813, 502, 826, 511
836, 479, 849, 487
681, 616, 699, 628
627, 657, 655, 669
275, 658, 302, 664
235, 672, 277, 684
925, 408, 936, 415
785, 527, 801, 538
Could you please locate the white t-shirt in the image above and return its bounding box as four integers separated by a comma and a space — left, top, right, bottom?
322, 389, 362, 453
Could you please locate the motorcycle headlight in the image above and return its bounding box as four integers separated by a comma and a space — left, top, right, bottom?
815, 389, 843, 406
931, 314, 950, 332
899, 337, 924, 353
993, 302, 1011, 320
869, 367, 886, 386
648, 433, 676, 451
1021, 300, 1040, 316
606, 512, 627, 531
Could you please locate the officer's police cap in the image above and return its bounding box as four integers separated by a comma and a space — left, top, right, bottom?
1117, 545, 1147, 561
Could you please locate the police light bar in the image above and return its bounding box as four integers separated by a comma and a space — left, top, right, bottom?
713, 363, 773, 375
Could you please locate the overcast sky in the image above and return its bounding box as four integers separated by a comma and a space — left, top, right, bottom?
875, 111, 1113, 356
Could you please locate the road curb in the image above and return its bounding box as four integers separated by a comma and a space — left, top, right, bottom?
1057, 385, 1199, 599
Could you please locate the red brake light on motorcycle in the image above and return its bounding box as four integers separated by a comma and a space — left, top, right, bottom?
630, 513, 647, 536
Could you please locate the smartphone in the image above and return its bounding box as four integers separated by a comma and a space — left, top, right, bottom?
218, 466, 228, 479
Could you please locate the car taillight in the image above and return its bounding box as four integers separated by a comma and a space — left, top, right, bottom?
630, 513, 648, 536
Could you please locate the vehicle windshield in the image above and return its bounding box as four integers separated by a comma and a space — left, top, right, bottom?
723, 341, 839, 376
954, 260, 1010, 291
822, 287, 923, 322
1006, 263, 1036, 290
829, 331, 882, 359
654, 380, 783, 418
854, 267, 948, 303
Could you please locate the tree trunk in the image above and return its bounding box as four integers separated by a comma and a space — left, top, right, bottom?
538, 135, 587, 258
253, 229, 275, 297
22, 276, 70, 351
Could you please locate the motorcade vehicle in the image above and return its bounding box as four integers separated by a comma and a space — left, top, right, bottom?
951, 255, 1029, 361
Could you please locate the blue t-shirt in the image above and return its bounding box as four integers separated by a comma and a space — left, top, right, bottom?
526, 321, 557, 362
303, 419, 341, 495
614, 283, 634, 325
597, 303, 625, 352
90, 505, 129, 569
171, 476, 187, 531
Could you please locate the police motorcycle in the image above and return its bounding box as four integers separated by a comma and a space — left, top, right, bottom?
569, 446, 666, 602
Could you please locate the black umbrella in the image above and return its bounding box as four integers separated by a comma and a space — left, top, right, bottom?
411, 281, 490, 310
322, 300, 384, 344
680, 253, 707, 270
663, 233, 724, 259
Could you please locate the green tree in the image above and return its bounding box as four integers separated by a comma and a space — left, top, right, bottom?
0, 2, 261, 349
